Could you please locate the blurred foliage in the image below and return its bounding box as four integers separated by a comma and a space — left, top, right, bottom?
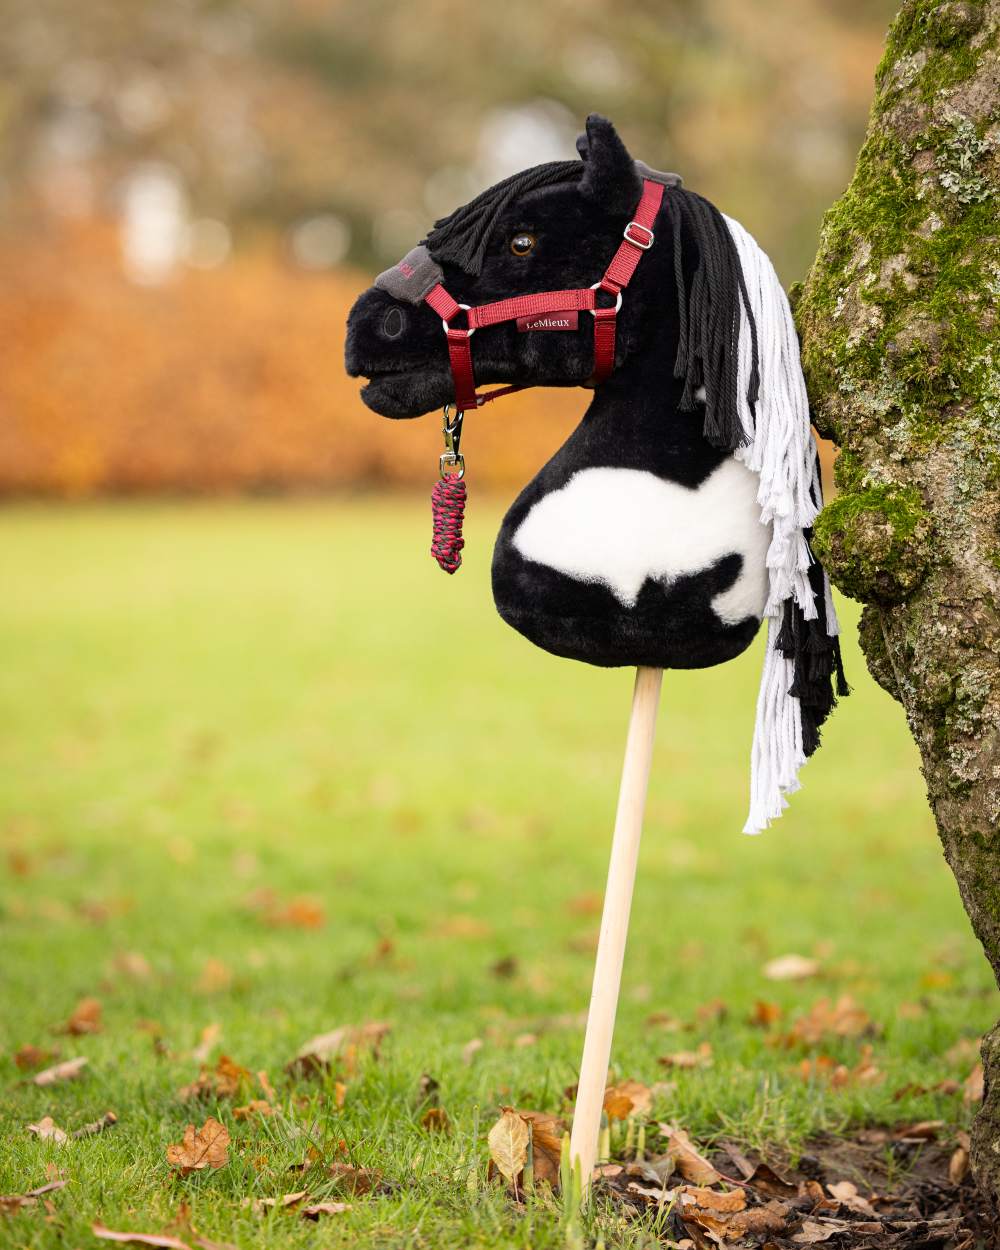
0, 0, 895, 495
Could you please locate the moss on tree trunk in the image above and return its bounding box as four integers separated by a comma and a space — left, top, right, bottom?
797, 0, 1000, 1204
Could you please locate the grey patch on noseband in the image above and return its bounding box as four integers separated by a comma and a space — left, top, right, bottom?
373, 244, 444, 305
633, 159, 683, 189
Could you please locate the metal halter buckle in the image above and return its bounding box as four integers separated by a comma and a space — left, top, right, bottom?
588, 281, 623, 315
624, 221, 654, 249
439, 404, 466, 479
442, 303, 475, 337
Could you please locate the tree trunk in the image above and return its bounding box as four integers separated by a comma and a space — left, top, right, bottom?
796, 0, 1000, 1203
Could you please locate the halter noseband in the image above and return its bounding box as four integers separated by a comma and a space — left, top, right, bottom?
420, 178, 664, 416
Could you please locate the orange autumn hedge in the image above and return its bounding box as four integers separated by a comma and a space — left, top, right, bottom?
0, 221, 833, 497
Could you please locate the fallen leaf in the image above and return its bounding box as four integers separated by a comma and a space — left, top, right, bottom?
327, 1162, 381, 1194
749, 1001, 782, 1029
0, 1180, 68, 1213
683, 1185, 746, 1212
949, 1140, 970, 1185
487, 1109, 529, 1182
196, 959, 232, 994
286, 1021, 390, 1077
92, 1225, 191, 1250
27, 1116, 68, 1144
964, 1061, 984, 1103
178, 1054, 251, 1102
461, 1038, 484, 1064
265, 896, 325, 929
658, 1124, 720, 1186
603, 1080, 653, 1120
645, 1010, 684, 1031
32, 1056, 88, 1086
658, 1042, 713, 1069
763, 954, 820, 981
244, 1191, 307, 1215
59, 997, 102, 1036
420, 1107, 450, 1132
13, 1044, 57, 1072
166, 1118, 229, 1175
191, 1024, 220, 1064
233, 1101, 273, 1120
743, 1160, 798, 1198
301, 1202, 351, 1218
490, 955, 518, 979
517, 1110, 566, 1187
695, 999, 728, 1024
792, 1218, 844, 1244
946, 1036, 980, 1065
787, 995, 873, 1045
256, 1070, 276, 1102
73, 1111, 118, 1138
893, 1119, 943, 1141
827, 1180, 876, 1216
113, 951, 153, 980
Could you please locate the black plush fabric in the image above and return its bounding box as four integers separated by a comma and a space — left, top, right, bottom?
344, 115, 809, 674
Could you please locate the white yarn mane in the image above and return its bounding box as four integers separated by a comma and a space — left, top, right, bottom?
721, 214, 840, 835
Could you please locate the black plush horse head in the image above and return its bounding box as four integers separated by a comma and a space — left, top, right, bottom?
345, 115, 846, 833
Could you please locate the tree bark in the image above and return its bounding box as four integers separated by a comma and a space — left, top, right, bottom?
797, 0, 1000, 1203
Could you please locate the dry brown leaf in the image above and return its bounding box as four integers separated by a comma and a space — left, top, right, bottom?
59, 997, 102, 1036
32, 1056, 88, 1086
245, 1191, 308, 1215
301, 1201, 351, 1218
487, 1109, 529, 1183
949, 1144, 969, 1185
893, 1119, 943, 1141
0, 1180, 68, 1213
964, 1061, 984, 1103
603, 1079, 653, 1120
461, 1038, 484, 1065
73, 1111, 118, 1139
266, 897, 325, 929
683, 1185, 746, 1212
517, 1110, 566, 1187
749, 1001, 782, 1029
334, 1080, 347, 1108
113, 951, 153, 980
763, 954, 820, 981
196, 959, 232, 994
659, 1042, 713, 1069
788, 995, 873, 1045
13, 1044, 57, 1072
792, 1218, 844, 1244
420, 1107, 450, 1132
658, 1125, 721, 1186
191, 1023, 221, 1064
92, 1225, 191, 1250
286, 1021, 390, 1077
826, 1180, 876, 1215
256, 1070, 276, 1102
695, 999, 728, 1024
178, 1054, 251, 1102
27, 1116, 68, 1144
327, 1162, 381, 1194
166, 1118, 229, 1175
233, 1100, 273, 1120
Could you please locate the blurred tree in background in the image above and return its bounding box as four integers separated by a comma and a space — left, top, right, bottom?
0, 0, 897, 495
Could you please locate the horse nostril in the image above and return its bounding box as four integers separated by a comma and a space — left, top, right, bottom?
381, 307, 406, 339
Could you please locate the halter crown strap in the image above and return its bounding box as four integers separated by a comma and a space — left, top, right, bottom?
423, 178, 664, 413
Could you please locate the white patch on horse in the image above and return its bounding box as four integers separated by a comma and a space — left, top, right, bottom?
512, 460, 771, 624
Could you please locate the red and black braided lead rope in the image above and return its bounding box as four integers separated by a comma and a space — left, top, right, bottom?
430, 476, 467, 573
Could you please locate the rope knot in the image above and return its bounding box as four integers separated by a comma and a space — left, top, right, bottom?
431, 476, 467, 573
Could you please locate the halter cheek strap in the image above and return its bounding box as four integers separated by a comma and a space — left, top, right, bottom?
422, 178, 664, 414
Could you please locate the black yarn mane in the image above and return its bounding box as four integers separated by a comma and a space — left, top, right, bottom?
777, 468, 850, 756
423, 160, 583, 277
667, 187, 758, 454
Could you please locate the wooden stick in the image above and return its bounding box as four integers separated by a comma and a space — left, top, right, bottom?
569, 665, 663, 1202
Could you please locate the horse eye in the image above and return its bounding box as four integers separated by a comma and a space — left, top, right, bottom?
510, 232, 536, 257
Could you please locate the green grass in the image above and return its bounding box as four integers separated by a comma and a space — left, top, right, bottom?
0, 499, 994, 1249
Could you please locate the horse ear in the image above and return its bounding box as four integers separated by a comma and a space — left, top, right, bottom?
577, 115, 641, 213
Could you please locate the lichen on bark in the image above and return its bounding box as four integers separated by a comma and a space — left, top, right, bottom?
798, 0, 1000, 1206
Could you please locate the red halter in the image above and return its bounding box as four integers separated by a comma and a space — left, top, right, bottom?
422, 178, 664, 416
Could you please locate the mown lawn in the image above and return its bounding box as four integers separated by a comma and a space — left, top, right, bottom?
0, 499, 994, 1249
